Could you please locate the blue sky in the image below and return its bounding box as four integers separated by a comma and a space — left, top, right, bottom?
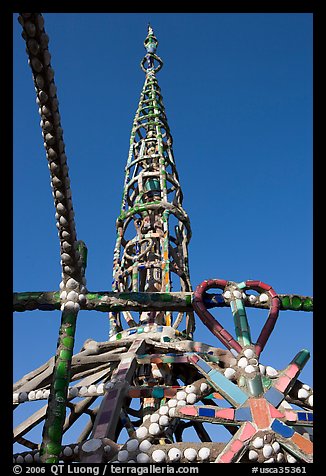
13, 13, 312, 451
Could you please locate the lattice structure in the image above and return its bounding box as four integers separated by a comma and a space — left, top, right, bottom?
14, 14, 313, 465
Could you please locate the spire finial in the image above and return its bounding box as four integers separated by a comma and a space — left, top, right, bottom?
141, 24, 163, 74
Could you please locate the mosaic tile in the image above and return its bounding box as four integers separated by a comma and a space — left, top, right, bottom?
235, 407, 252, 421
249, 398, 271, 429
198, 407, 215, 418
271, 419, 295, 438
264, 386, 284, 407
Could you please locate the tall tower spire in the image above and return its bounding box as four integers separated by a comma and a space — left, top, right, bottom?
110, 26, 194, 338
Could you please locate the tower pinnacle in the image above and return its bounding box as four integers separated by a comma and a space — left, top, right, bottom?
141, 24, 163, 74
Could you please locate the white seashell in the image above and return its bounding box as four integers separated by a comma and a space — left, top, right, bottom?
168, 407, 176, 417
149, 423, 160, 435
13, 393, 19, 403
238, 357, 248, 368
263, 444, 273, 458
60, 291, 67, 300
281, 400, 292, 409
244, 348, 255, 359
259, 293, 269, 303
272, 441, 280, 453
24, 454, 33, 463
73, 302, 80, 312
159, 415, 169, 426
277, 453, 285, 462
168, 399, 177, 408
88, 385, 97, 394
176, 391, 187, 400
63, 446, 73, 457
298, 388, 309, 399
28, 391, 36, 400
43, 389, 50, 399
159, 406, 169, 415
152, 449, 166, 462
177, 400, 187, 406
36, 390, 43, 400
117, 450, 129, 462
198, 447, 210, 460
245, 365, 256, 374
67, 290, 78, 302
249, 294, 257, 303
252, 437, 264, 449
308, 395, 313, 407
200, 382, 208, 392
264, 457, 275, 463
248, 450, 258, 461
287, 455, 297, 463
186, 385, 196, 394
79, 386, 88, 396
266, 366, 278, 377
184, 447, 197, 461
64, 301, 75, 311
150, 413, 160, 423
302, 384, 310, 390
139, 440, 151, 452
223, 290, 231, 299
168, 447, 181, 461
97, 384, 104, 394
126, 439, 139, 452
233, 290, 242, 298
259, 364, 266, 375
186, 393, 197, 404
224, 367, 236, 379
137, 453, 150, 463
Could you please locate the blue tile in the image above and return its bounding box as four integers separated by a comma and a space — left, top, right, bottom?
297, 411, 307, 421
271, 419, 294, 438
264, 386, 284, 407
307, 412, 313, 422
195, 357, 212, 374
198, 407, 215, 418
205, 369, 248, 406
129, 329, 137, 335
235, 407, 252, 421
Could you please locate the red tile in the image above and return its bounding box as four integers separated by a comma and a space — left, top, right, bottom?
268, 404, 285, 419
230, 439, 243, 453
285, 363, 299, 379
219, 450, 235, 463
179, 406, 197, 416
239, 422, 256, 442
249, 398, 271, 429
215, 408, 235, 420
291, 432, 313, 455
275, 375, 291, 393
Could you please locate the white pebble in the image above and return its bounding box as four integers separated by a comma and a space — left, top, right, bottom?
200, 382, 208, 392
298, 388, 309, 399
198, 447, 210, 460
168, 399, 177, 408
266, 366, 278, 377
67, 290, 79, 302
245, 365, 256, 374
168, 447, 181, 461
263, 444, 273, 458
88, 385, 97, 394
249, 450, 258, 461
186, 385, 196, 394
60, 291, 67, 300
149, 423, 160, 435
184, 447, 197, 461
244, 348, 255, 359
176, 391, 187, 400
238, 357, 248, 368
28, 391, 36, 400
159, 415, 169, 427
224, 367, 236, 379
43, 389, 50, 399
66, 278, 79, 289
63, 446, 73, 457
272, 441, 280, 453
126, 439, 139, 452
96, 384, 104, 394
259, 293, 269, 303
139, 440, 151, 452
186, 393, 197, 404
64, 301, 75, 311
79, 386, 88, 396
152, 449, 166, 462
137, 453, 150, 463
117, 450, 129, 462
159, 406, 169, 415
36, 390, 43, 400
253, 437, 264, 449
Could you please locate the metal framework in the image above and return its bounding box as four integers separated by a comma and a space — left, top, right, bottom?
14, 14, 313, 465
